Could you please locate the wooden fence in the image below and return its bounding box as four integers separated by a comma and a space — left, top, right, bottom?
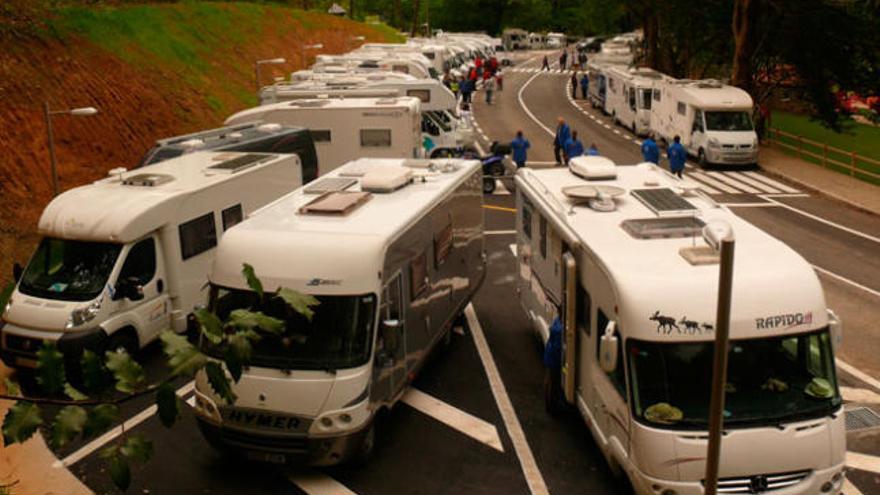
765, 127, 880, 183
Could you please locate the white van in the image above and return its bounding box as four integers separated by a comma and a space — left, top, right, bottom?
314, 53, 432, 79
259, 78, 474, 152
0, 152, 302, 368
225, 97, 423, 176
515, 158, 846, 495
604, 67, 668, 136
192, 157, 485, 465
547, 32, 566, 49
651, 79, 759, 166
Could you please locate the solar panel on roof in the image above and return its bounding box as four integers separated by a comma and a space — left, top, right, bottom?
630, 188, 697, 216
303, 177, 358, 194
207, 153, 271, 173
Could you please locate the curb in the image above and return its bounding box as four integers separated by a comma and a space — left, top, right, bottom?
758, 165, 880, 217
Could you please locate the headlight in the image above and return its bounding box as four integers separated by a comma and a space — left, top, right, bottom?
708, 138, 721, 149
3, 297, 12, 318
66, 299, 102, 329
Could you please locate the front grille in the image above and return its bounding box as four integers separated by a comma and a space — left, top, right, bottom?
709, 470, 812, 493
4, 334, 44, 356
220, 427, 309, 453
722, 144, 736, 149
738, 144, 753, 150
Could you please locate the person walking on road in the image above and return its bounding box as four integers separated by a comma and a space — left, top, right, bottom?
587, 143, 600, 156
565, 131, 585, 163
484, 76, 496, 105
511, 130, 531, 168
570, 72, 578, 99
559, 51, 568, 71
667, 135, 687, 178
542, 55, 550, 71
641, 134, 660, 164
554, 117, 571, 165
543, 315, 563, 414
580, 73, 589, 100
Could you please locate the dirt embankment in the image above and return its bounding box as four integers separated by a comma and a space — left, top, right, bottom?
0, 4, 398, 286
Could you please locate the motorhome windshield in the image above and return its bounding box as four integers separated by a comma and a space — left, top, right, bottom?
628, 329, 840, 430
19, 238, 122, 302
705, 111, 753, 131
137, 147, 185, 168
206, 287, 377, 370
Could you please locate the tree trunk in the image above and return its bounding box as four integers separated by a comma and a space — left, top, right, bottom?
392, 0, 402, 30
411, 0, 421, 36
731, 0, 759, 93
349, 0, 355, 19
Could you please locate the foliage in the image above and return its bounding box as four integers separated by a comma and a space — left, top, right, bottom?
1, 265, 318, 491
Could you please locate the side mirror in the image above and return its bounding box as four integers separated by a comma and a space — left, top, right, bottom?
599, 321, 619, 373
381, 319, 402, 353
12, 263, 23, 282
827, 309, 842, 351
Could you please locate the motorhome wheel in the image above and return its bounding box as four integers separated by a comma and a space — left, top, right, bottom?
105, 329, 138, 356
698, 148, 708, 167
482, 177, 496, 194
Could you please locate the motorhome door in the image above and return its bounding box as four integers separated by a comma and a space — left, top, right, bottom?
378, 273, 407, 400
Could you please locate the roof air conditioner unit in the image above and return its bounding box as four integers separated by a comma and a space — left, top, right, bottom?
569, 156, 617, 180
361, 166, 413, 193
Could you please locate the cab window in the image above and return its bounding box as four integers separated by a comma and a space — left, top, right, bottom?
119, 238, 156, 286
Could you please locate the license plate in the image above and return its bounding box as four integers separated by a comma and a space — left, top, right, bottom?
246, 450, 287, 464
14, 356, 37, 368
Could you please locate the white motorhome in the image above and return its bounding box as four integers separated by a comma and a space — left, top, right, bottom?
314, 53, 433, 79
290, 69, 416, 84
529, 32, 547, 50
192, 157, 486, 465
225, 97, 423, 175
651, 79, 759, 166
502, 29, 529, 51
604, 67, 668, 136
0, 152, 302, 368
547, 32, 566, 48
515, 158, 845, 495
259, 78, 474, 152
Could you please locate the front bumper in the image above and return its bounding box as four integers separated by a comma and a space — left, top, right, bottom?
0, 320, 107, 368
707, 148, 758, 165
632, 462, 846, 495
196, 417, 370, 467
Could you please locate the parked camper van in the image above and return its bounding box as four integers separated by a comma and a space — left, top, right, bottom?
515, 158, 845, 495
0, 152, 302, 368
503, 29, 529, 51
651, 79, 759, 166
193, 157, 486, 465
225, 97, 423, 175
604, 67, 667, 136
546, 32, 566, 49
136, 122, 319, 182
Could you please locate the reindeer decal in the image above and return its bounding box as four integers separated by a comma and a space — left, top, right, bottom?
679, 317, 701, 335
650, 311, 680, 334
702, 323, 714, 333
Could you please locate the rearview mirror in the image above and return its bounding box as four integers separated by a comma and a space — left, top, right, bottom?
12, 262, 23, 282
599, 321, 619, 373
827, 309, 842, 351
381, 319, 402, 353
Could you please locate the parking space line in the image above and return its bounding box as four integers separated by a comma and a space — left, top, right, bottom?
485, 230, 516, 235
509, 244, 517, 257
840, 386, 880, 404
55, 381, 196, 468
762, 197, 880, 244
289, 471, 357, 495
813, 265, 880, 299
402, 388, 504, 453
483, 204, 517, 213
705, 171, 761, 194
465, 304, 549, 495
847, 451, 880, 475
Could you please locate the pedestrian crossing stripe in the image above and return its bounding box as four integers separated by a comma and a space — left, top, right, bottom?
508, 67, 573, 74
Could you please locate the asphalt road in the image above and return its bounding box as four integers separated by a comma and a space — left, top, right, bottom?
45, 50, 880, 495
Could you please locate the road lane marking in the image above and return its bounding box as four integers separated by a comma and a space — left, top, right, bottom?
402, 388, 504, 453
847, 451, 880, 475
516, 71, 555, 137
55, 381, 196, 468
465, 304, 549, 495
844, 478, 866, 495
729, 171, 782, 193
705, 171, 762, 194
723, 202, 778, 208
486, 230, 517, 235
687, 171, 741, 194
762, 197, 880, 244
289, 471, 357, 495
742, 171, 801, 193
509, 244, 517, 256
841, 386, 880, 404
838, 358, 880, 392
813, 265, 880, 299
483, 204, 517, 213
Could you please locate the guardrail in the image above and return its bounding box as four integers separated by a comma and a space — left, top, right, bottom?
765, 127, 880, 183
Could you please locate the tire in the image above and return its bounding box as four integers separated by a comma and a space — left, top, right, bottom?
482, 177, 497, 194
105, 328, 138, 356
543, 368, 562, 416
698, 148, 708, 168
488, 162, 504, 177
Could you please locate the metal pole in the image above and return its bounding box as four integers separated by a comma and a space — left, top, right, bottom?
704, 236, 736, 495
45, 102, 60, 197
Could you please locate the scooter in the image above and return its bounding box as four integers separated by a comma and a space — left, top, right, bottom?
430, 141, 512, 194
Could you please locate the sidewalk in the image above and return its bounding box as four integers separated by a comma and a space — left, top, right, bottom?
759, 145, 880, 215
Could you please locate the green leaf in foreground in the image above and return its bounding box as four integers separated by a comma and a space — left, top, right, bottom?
103, 449, 131, 492
242, 263, 264, 299
64, 383, 88, 401
161, 331, 207, 377
83, 404, 118, 438
120, 434, 153, 463
205, 361, 237, 404
104, 349, 146, 393
81, 349, 109, 391
228, 309, 284, 334
276, 287, 320, 321
36, 343, 65, 395
224, 333, 253, 382
195, 307, 224, 344
156, 383, 180, 428
2, 402, 42, 445
51, 405, 87, 448
3, 377, 22, 398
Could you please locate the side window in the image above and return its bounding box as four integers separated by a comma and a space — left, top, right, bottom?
522, 202, 533, 240
629, 87, 636, 111
383, 274, 403, 322
361, 129, 392, 147
311, 130, 332, 143
119, 237, 156, 286
653, 88, 661, 102
539, 215, 547, 259
222, 204, 243, 231
410, 251, 428, 298
434, 221, 453, 267
693, 110, 704, 133
677, 102, 687, 116
576, 282, 591, 336
179, 213, 217, 260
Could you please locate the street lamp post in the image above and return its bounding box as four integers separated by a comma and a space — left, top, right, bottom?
703, 221, 736, 495
254, 57, 286, 92
44, 103, 98, 197
300, 43, 324, 68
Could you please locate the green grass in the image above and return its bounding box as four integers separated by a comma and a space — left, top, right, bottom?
771, 111, 880, 185
368, 22, 406, 43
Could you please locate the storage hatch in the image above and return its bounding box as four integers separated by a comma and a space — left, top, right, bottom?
122, 173, 174, 187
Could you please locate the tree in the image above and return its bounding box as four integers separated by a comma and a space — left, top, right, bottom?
0, 264, 318, 491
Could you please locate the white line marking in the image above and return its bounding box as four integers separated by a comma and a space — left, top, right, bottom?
847, 450, 880, 475
762, 197, 880, 244
613, 129, 622, 136
602, 124, 611, 130
474, 142, 487, 156
55, 381, 195, 468
743, 171, 800, 193
762, 193, 810, 198
687, 171, 741, 194
517, 72, 555, 137
465, 304, 548, 495
729, 171, 782, 193
813, 265, 880, 299
838, 358, 880, 392
723, 202, 779, 207
402, 388, 504, 453
844, 478, 866, 495
705, 171, 761, 194
494, 179, 512, 195
290, 471, 357, 495
485, 229, 516, 235
841, 386, 880, 404
509, 243, 518, 256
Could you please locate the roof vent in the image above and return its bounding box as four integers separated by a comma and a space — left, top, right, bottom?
361, 166, 413, 193
180, 138, 204, 151
256, 123, 282, 133
207, 153, 273, 174
622, 217, 706, 239
304, 177, 358, 194
569, 156, 617, 180
122, 173, 174, 187
289, 100, 332, 108
299, 191, 372, 215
